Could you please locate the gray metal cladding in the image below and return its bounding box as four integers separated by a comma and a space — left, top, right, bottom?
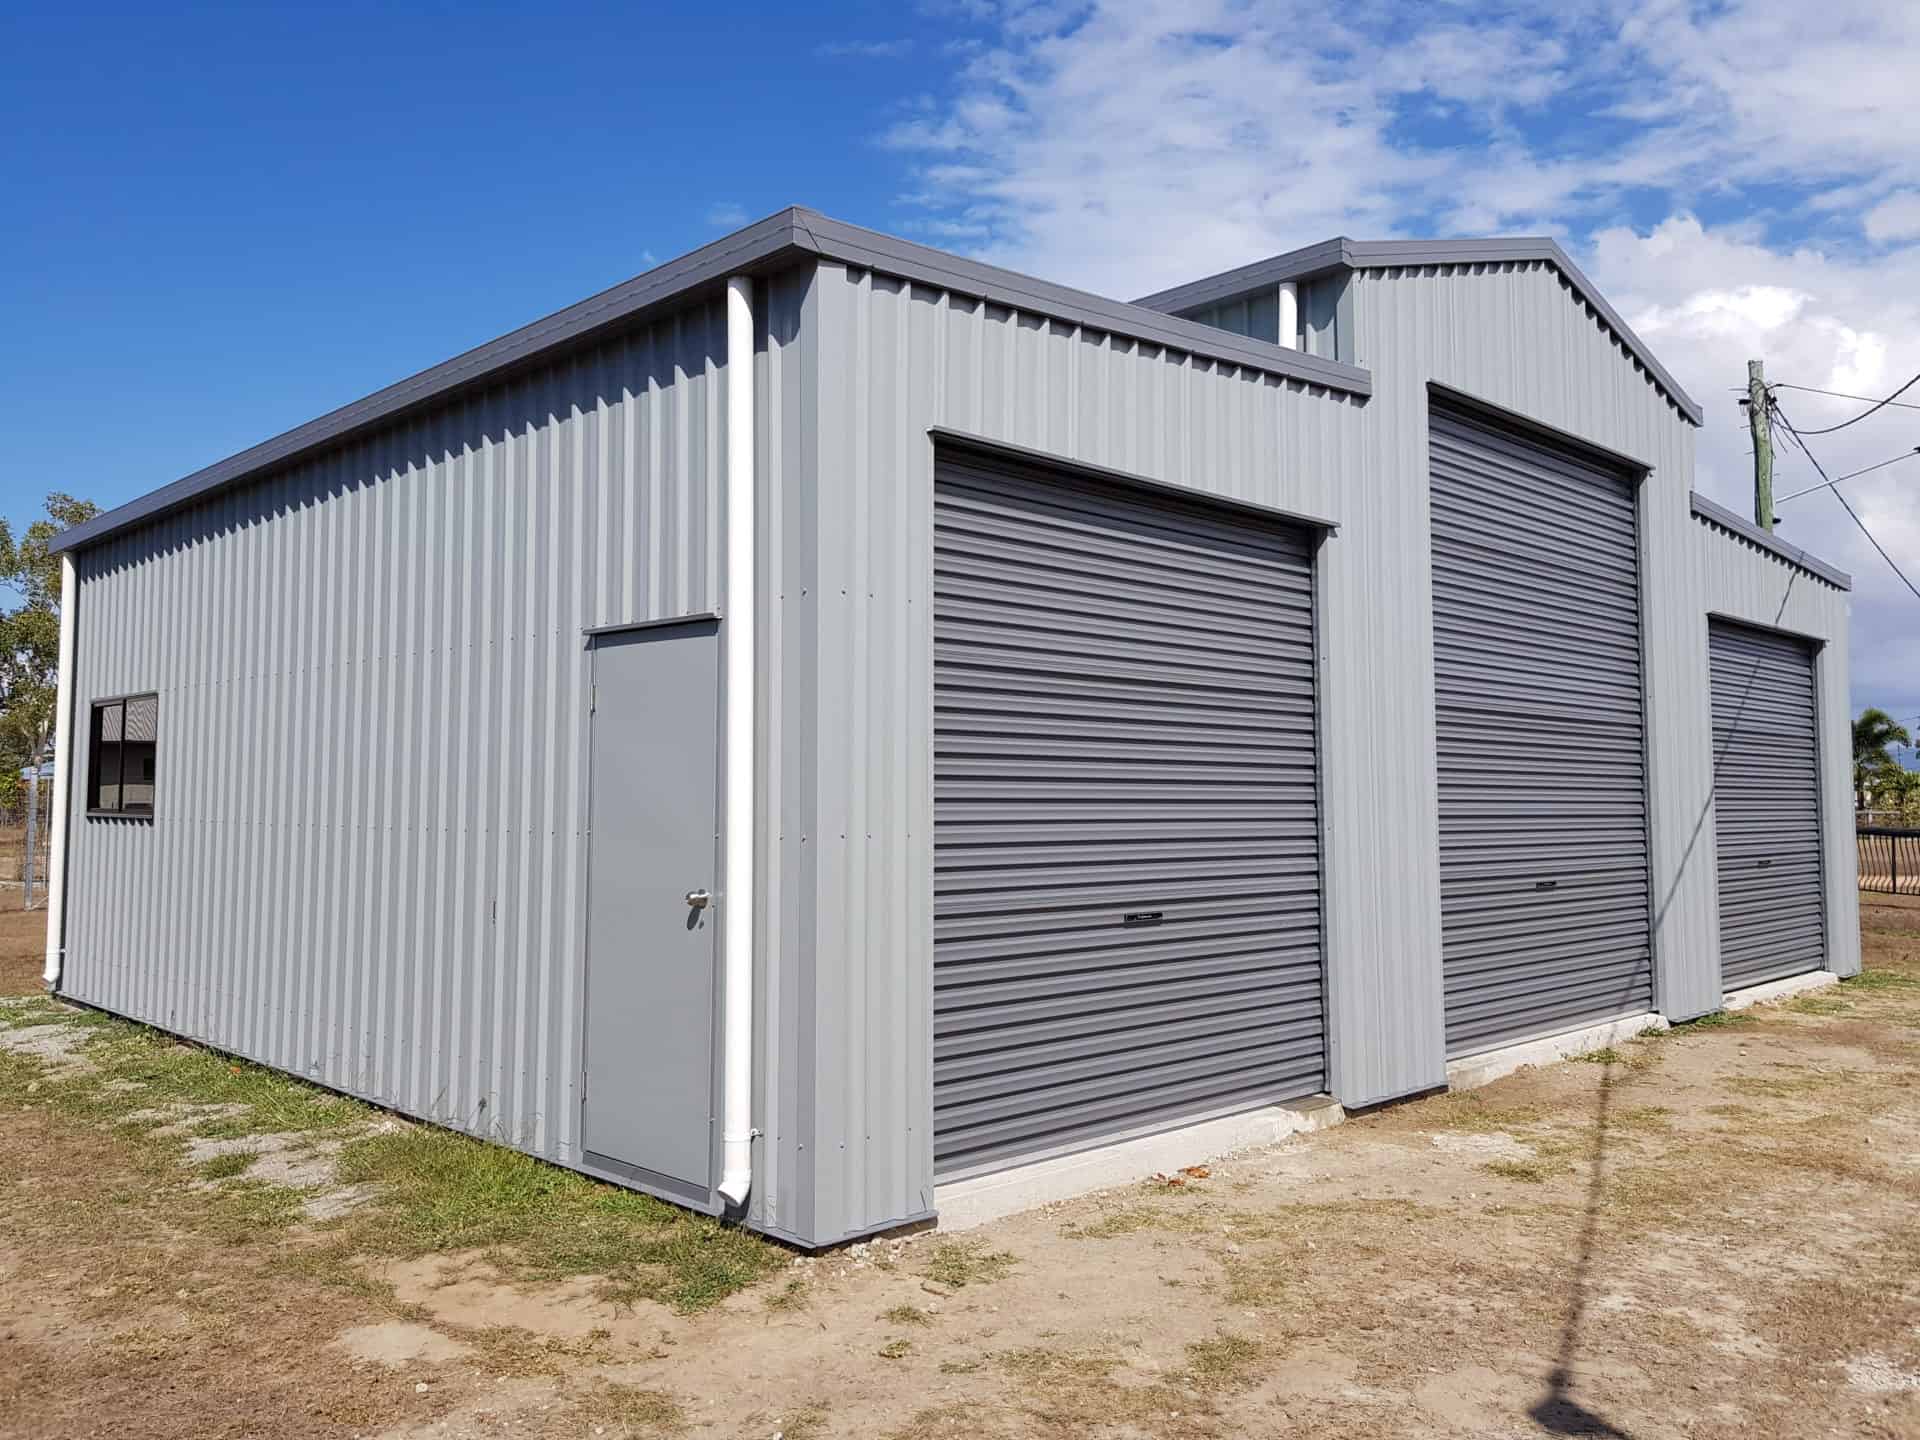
1707, 619, 1825, 989
1343, 260, 1724, 1023
1428, 404, 1652, 1054
59, 286, 761, 1174
930, 446, 1325, 1177
1690, 507, 1858, 981
802, 258, 1374, 1237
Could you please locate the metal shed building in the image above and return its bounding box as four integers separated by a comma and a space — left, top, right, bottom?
42, 209, 1859, 1248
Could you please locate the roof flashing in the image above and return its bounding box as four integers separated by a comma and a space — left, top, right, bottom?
1690, 491, 1852, 590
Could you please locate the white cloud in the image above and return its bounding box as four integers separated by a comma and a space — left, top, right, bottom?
705, 201, 749, 228
885, 0, 1920, 718
1865, 192, 1920, 245
815, 39, 914, 59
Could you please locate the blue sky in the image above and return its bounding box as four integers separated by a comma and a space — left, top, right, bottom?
5, 0, 1918, 740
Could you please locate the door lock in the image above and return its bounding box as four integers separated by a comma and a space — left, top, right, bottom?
685, 888, 712, 910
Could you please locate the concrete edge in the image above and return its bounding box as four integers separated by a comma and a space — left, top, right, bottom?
932, 1099, 1346, 1232
1445, 1011, 1668, 1093
1723, 970, 1840, 1011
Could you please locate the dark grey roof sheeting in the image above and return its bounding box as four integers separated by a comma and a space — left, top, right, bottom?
1690, 491, 1852, 590
1134, 236, 1706, 428
52, 209, 1372, 556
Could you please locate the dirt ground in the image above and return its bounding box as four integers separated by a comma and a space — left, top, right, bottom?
3, 899, 1919, 1440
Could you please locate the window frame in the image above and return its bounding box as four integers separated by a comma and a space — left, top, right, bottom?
86, 691, 159, 819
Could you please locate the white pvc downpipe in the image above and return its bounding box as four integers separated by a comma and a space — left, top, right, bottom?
717, 275, 756, 1209
1277, 281, 1300, 351
43, 554, 77, 990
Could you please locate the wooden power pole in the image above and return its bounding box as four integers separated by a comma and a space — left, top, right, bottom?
1748, 358, 1774, 531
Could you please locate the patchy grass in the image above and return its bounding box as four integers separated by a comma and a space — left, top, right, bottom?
884, 1303, 936, 1327
1673, 1009, 1753, 1031
572, 1380, 685, 1435
1785, 994, 1854, 1017
1060, 1203, 1212, 1241
1181, 1332, 1263, 1391
923, 1239, 1018, 1289
0, 996, 784, 1315
1726, 1067, 1861, 1100
770, 1402, 832, 1440
1221, 1249, 1294, 1308
764, 1276, 810, 1313
998, 1344, 1119, 1381
196, 1150, 258, 1181
1571, 1046, 1626, 1065
327, 1125, 781, 1312
878, 1338, 914, 1360
1481, 1158, 1565, 1184
1417, 1092, 1551, 1133
1844, 967, 1920, 992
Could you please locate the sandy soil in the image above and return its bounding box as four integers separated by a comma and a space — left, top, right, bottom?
3, 897, 1919, 1439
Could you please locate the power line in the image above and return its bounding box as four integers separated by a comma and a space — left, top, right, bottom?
1783, 370, 1920, 435
1774, 380, 1920, 415
1772, 403, 1920, 602
1775, 444, 1920, 503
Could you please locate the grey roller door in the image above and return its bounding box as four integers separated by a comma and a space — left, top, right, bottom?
933, 447, 1326, 1178
1709, 619, 1825, 990
1429, 405, 1652, 1057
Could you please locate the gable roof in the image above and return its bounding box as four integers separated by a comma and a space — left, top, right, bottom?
53, 208, 1372, 556
1133, 236, 1705, 427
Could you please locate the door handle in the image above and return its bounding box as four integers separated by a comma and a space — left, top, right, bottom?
685, 888, 712, 910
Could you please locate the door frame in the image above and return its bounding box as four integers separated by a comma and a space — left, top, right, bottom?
575, 613, 727, 1214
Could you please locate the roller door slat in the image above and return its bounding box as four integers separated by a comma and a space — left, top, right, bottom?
1709, 619, 1826, 990
933, 448, 1326, 1177
1428, 406, 1653, 1058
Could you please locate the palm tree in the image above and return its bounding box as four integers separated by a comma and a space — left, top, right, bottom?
1855, 707, 1913, 809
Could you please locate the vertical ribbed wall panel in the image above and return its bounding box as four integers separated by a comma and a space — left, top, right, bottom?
63, 297, 738, 1169
1691, 512, 1858, 979
1347, 262, 1720, 1027
805, 261, 1365, 1240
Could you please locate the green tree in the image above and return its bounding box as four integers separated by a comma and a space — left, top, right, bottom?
0, 493, 99, 806
1854, 706, 1913, 810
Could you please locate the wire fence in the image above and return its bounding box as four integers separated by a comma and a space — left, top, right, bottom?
1857, 826, 1920, 897
3, 770, 54, 910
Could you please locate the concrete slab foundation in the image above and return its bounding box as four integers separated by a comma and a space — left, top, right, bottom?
933, 1098, 1347, 1232
1445, 1011, 1669, 1093
1724, 969, 1839, 1011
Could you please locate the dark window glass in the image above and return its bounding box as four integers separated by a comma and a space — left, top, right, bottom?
88, 695, 157, 815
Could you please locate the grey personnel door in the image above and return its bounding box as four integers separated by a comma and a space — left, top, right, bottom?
582, 619, 721, 1208
1428, 403, 1653, 1058
1708, 618, 1826, 991
932, 446, 1327, 1180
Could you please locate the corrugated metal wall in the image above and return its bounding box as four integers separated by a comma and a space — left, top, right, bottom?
1344, 261, 1720, 1024
1177, 275, 1348, 361
62, 276, 818, 1193
1691, 511, 1859, 980
802, 261, 1372, 1240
